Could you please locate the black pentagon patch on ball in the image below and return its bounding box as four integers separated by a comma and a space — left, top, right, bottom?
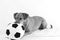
21, 26, 25, 30
6, 29, 10, 36
14, 32, 21, 38
12, 24, 18, 28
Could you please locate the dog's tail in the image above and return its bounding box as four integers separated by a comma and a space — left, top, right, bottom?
50, 25, 53, 29
47, 24, 53, 29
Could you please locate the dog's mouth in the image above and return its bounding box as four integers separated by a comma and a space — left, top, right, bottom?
11, 39, 15, 40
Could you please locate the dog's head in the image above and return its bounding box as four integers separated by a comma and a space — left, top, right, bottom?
14, 12, 29, 23
14, 12, 30, 33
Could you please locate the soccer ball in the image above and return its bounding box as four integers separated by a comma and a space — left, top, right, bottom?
5, 22, 25, 40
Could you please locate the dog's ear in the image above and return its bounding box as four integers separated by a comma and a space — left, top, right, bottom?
14, 13, 18, 19
22, 13, 29, 20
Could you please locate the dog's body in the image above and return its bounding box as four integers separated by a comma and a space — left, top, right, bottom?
13, 12, 51, 36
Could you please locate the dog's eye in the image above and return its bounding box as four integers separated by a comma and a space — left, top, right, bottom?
19, 18, 22, 20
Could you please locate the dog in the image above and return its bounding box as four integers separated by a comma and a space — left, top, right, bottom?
13, 12, 52, 36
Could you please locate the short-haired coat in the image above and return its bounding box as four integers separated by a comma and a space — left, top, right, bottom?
14, 12, 52, 36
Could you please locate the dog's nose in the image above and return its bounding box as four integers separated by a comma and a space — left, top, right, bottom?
14, 32, 21, 38
6, 29, 10, 36
12, 24, 18, 28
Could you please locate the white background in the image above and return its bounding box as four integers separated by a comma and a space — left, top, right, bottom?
0, 0, 60, 40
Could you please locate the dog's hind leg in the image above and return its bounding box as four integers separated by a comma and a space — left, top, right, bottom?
38, 20, 53, 30
38, 20, 47, 30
